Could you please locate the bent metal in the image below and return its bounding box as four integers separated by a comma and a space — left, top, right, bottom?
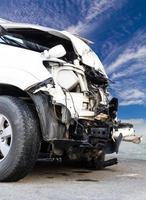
0, 20, 141, 182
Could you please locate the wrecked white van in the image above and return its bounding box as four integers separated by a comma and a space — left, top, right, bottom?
0, 21, 140, 181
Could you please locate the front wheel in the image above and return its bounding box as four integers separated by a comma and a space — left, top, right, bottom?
0, 96, 40, 182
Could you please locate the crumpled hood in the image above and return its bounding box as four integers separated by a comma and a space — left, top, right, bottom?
1, 21, 107, 78
61, 31, 108, 78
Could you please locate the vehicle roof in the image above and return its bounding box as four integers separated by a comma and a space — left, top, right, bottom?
0, 18, 106, 77
0, 19, 93, 44
0, 18, 11, 23
1, 22, 57, 32
0, 19, 71, 42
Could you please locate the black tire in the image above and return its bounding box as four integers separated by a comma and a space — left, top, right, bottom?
0, 96, 40, 182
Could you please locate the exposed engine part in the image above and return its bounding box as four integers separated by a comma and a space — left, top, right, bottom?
109, 97, 118, 120
56, 70, 79, 91
85, 65, 108, 86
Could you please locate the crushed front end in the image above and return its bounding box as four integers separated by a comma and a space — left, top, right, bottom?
30, 60, 121, 168
27, 31, 140, 169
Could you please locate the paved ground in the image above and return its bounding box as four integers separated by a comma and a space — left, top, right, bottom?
0, 157, 146, 200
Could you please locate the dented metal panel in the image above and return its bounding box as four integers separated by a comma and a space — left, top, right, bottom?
0, 20, 141, 170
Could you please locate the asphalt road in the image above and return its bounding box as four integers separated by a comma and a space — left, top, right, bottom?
0, 157, 146, 200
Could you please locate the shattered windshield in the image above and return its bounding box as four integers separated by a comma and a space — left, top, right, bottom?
0, 34, 50, 52
0, 28, 76, 62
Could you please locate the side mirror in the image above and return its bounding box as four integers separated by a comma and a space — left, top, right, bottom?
43, 44, 66, 58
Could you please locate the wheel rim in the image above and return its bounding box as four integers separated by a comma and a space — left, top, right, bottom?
0, 114, 13, 161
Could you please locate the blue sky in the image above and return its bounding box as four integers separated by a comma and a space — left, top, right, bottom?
0, 0, 146, 126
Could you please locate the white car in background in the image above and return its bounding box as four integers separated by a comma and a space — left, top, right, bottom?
0, 19, 140, 182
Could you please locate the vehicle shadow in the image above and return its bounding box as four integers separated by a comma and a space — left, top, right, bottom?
21, 158, 119, 183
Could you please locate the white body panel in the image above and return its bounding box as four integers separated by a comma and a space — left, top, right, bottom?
0, 20, 141, 145
1, 22, 108, 77
62, 31, 108, 77
0, 44, 51, 90
0, 22, 108, 119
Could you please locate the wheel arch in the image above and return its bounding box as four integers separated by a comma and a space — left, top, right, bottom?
0, 83, 43, 137
0, 83, 29, 97
0, 83, 65, 142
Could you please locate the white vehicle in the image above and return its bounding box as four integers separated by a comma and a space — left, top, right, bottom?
0, 20, 140, 182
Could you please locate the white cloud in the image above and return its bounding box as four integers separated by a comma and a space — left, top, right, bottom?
111, 62, 146, 80
120, 99, 144, 106
111, 86, 146, 106
117, 87, 146, 106
107, 30, 146, 74
123, 118, 145, 125
66, 0, 124, 35
0, 0, 125, 36
118, 89, 145, 106
105, 30, 146, 106
107, 45, 146, 74
121, 89, 145, 100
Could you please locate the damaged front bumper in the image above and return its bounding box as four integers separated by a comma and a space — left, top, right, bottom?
26, 57, 141, 170
28, 91, 123, 156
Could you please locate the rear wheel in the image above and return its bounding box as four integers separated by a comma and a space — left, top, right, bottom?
0, 96, 40, 182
